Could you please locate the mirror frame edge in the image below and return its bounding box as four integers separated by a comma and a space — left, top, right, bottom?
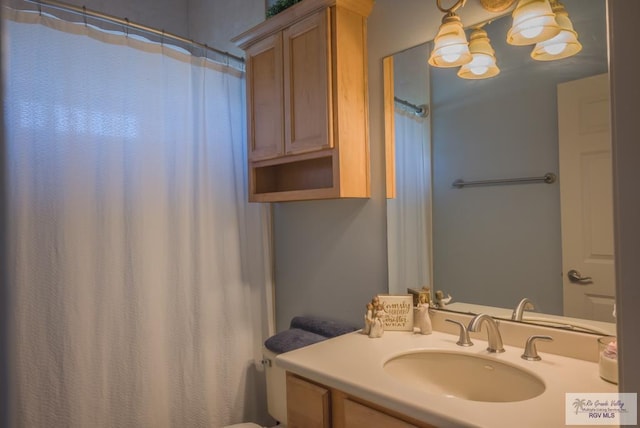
384, 56, 396, 199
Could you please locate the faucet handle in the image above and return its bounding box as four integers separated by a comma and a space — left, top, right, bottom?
445, 319, 473, 347
521, 335, 553, 361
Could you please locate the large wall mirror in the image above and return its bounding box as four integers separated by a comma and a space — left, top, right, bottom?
385, 0, 615, 335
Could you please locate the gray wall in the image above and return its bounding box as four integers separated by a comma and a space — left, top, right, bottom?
272, 2, 391, 332
35, 0, 265, 58
431, 0, 607, 315
273, 198, 388, 330
271, 0, 514, 331
18, 0, 191, 39
188, 0, 265, 57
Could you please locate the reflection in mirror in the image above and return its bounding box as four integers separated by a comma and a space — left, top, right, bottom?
386, 42, 432, 296
385, 0, 614, 335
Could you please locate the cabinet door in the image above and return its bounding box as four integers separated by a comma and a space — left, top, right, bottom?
332, 390, 435, 428
286, 373, 330, 428
283, 9, 333, 155
341, 398, 418, 428
246, 32, 284, 161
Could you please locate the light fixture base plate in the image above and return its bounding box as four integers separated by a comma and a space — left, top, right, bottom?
479, 0, 516, 12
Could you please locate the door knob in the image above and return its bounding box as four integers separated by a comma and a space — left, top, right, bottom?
568, 269, 593, 284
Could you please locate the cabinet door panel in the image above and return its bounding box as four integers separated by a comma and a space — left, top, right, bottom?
246, 33, 284, 161
342, 398, 418, 428
283, 9, 332, 155
286, 373, 330, 428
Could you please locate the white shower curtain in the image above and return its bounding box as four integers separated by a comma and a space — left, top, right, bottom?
4, 8, 273, 428
387, 109, 431, 295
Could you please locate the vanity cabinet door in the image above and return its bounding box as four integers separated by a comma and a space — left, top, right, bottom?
332, 390, 435, 428
341, 398, 417, 428
286, 373, 330, 428
285, 373, 436, 428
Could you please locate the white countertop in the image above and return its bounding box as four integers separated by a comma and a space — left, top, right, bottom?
276, 329, 617, 428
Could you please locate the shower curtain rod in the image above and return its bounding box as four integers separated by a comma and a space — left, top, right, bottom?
394, 96, 429, 118
19, 0, 246, 69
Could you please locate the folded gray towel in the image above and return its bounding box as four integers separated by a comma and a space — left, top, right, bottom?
289, 315, 357, 338
264, 328, 328, 354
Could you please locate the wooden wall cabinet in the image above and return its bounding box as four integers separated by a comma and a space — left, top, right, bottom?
286, 373, 437, 428
232, 0, 373, 202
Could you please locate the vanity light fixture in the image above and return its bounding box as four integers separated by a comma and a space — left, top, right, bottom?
428, 0, 472, 68
428, 0, 580, 79
457, 27, 500, 79
531, 0, 582, 61
506, 0, 561, 46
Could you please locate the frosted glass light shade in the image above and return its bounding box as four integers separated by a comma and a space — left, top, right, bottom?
531, 2, 582, 61
458, 28, 500, 79
428, 14, 472, 68
507, 0, 561, 46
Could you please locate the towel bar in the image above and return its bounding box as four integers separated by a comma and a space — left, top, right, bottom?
452, 172, 556, 189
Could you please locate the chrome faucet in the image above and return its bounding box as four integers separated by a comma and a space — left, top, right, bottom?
468, 314, 505, 353
511, 298, 536, 321
521, 335, 553, 361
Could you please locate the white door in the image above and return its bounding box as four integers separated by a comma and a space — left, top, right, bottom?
558, 73, 615, 323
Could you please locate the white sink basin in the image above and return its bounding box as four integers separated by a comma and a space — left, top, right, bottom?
384, 351, 545, 402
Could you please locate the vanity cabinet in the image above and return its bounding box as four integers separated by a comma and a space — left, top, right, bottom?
286, 373, 436, 428
232, 0, 373, 202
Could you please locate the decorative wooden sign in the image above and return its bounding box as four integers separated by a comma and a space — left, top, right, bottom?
377, 294, 414, 331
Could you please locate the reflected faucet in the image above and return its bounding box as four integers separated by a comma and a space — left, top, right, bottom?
511, 298, 536, 321
468, 314, 505, 353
